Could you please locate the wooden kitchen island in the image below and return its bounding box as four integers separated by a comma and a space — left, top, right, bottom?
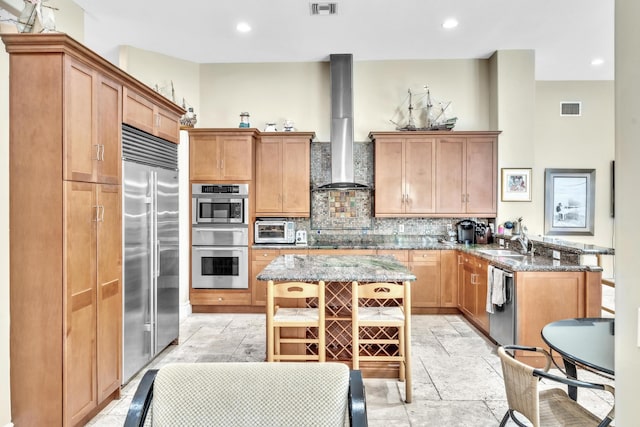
257, 254, 416, 377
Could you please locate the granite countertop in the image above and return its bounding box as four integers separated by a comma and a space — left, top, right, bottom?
252, 235, 605, 273
256, 254, 417, 282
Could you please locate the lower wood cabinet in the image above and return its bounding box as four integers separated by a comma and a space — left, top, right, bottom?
409, 251, 441, 307
64, 182, 122, 426
251, 248, 309, 306
457, 254, 489, 332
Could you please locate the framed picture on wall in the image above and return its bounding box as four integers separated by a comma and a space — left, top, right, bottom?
501, 168, 532, 201
544, 168, 596, 236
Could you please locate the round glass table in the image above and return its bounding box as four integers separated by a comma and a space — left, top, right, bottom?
541, 317, 614, 399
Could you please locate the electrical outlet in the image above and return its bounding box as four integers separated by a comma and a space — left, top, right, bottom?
553, 250, 561, 260
398, 224, 405, 233
498, 238, 505, 247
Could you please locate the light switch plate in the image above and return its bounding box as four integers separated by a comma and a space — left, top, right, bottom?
553, 250, 561, 260
398, 224, 404, 233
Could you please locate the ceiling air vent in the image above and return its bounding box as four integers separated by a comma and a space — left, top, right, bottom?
560, 101, 582, 116
310, 2, 338, 15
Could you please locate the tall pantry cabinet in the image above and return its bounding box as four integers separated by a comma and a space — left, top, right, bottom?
2, 34, 183, 426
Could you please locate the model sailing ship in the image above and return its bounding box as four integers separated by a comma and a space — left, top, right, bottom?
390, 86, 457, 131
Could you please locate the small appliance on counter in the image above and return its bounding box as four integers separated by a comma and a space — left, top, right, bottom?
475, 223, 492, 244
254, 219, 296, 244
295, 230, 308, 246
457, 220, 476, 244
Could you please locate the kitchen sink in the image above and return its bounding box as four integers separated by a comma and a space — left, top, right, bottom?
477, 249, 525, 258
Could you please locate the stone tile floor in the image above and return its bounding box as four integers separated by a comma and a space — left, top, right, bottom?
87, 313, 614, 426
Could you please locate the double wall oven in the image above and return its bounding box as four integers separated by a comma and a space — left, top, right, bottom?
191, 184, 249, 289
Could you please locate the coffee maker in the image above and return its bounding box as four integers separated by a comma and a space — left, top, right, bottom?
456, 220, 476, 244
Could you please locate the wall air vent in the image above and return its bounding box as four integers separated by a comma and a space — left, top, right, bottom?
560, 101, 582, 116
310, 2, 338, 15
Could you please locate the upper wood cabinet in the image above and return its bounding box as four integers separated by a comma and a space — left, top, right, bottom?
373, 135, 436, 216
435, 135, 498, 216
123, 87, 181, 143
256, 133, 314, 217
64, 57, 122, 185
189, 129, 257, 181
370, 131, 499, 217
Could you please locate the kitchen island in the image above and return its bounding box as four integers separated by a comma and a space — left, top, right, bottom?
257, 254, 416, 377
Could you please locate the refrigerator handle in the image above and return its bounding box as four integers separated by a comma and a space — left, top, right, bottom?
156, 240, 160, 277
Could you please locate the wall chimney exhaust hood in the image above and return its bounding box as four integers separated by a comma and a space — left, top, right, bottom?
317, 54, 369, 190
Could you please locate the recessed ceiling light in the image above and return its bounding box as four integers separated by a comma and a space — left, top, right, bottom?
591, 58, 604, 66
442, 18, 458, 29
236, 22, 252, 33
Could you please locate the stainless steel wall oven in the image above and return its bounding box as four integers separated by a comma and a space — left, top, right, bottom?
191, 184, 249, 289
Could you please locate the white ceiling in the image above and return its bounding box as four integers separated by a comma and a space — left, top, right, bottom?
71, 0, 614, 81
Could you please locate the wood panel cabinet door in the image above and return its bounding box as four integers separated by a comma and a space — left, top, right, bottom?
409, 251, 441, 307
64, 59, 122, 185
96, 184, 122, 401
465, 137, 497, 215
63, 181, 98, 426
405, 139, 436, 214
190, 133, 221, 181
219, 135, 253, 180
435, 137, 465, 213
255, 139, 283, 213
281, 139, 311, 215
251, 249, 280, 306
473, 258, 489, 331
440, 250, 459, 307
459, 257, 476, 318
374, 138, 404, 215
256, 134, 312, 216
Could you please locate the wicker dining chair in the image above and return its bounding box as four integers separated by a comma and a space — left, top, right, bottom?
497, 345, 615, 427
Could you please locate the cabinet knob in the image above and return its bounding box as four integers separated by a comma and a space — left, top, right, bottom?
218, 297, 223, 301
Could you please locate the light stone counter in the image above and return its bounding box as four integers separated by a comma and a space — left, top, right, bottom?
256, 254, 416, 282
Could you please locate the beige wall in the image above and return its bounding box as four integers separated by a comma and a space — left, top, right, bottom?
0, 1, 83, 424
615, 0, 640, 423
532, 81, 615, 247
198, 58, 492, 141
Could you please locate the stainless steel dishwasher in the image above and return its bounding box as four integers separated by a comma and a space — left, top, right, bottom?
488, 267, 516, 346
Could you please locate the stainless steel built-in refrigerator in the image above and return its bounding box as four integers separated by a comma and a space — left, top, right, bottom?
122, 125, 179, 383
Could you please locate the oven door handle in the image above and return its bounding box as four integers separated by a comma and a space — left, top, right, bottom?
193, 228, 247, 233
193, 246, 248, 252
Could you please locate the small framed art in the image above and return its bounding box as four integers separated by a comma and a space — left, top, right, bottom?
501, 168, 532, 202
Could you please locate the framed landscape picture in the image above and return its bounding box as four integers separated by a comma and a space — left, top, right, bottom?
501, 168, 532, 201
544, 168, 596, 236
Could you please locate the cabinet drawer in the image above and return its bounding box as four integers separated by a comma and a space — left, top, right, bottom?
409, 250, 440, 263
191, 290, 252, 306
251, 249, 280, 261
378, 250, 409, 263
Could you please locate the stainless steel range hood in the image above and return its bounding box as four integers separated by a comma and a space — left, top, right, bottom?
318, 54, 368, 190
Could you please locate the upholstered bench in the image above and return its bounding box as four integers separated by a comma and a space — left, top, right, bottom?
124, 362, 368, 427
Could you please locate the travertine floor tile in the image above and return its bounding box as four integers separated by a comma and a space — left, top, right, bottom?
87, 313, 613, 426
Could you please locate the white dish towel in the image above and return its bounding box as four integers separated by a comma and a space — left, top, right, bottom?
486, 265, 506, 313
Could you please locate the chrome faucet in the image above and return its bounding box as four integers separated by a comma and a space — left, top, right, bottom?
511, 226, 529, 255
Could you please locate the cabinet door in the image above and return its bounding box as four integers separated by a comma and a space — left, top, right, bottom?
63, 181, 98, 425
96, 184, 122, 401
474, 259, 489, 331
251, 249, 280, 306
96, 75, 122, 185
409, 251, 440, 307
465, 137, 497, 215
255, 138, 283, 213
64, 59, 96, 183
374, 139, 405, 215
459, 257, 475, 317
219, 136, 253, 180
405, 139, 435, 214
190, 134, 221, 181
435, 137, 466, 213
281, 139, 310, 215
440, 250, 458, 307
156, 107, 180, 144
122, 87, 156, 136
